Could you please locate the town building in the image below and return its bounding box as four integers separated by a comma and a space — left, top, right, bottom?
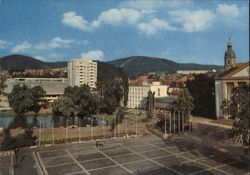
127, 85, 150, 109
127, 81, 169, 109
4, 78, 68, 102
149, 81, 169, 98
177, 70, 210, 75
215, 39, 249, 119
68, 59, 97, 89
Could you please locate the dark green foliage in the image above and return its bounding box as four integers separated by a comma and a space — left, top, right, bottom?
223, 85, 250, 145
8, 85, 33, 114
8, 84, 47, 114
51, 96, 76, 117
111, 107, 124, 130
173, 88, 194, 111
0, 128, 37, 151
97, 61, 124, 82
99, 81, 123, 115
121, 70, 129, 108
186, 74, 215, 118
64, 85, 99, 117
0, 129, 16, 150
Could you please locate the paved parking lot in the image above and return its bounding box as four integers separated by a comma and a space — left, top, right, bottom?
34, 135, 249, 175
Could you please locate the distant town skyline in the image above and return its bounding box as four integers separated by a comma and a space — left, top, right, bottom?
0, 0, 249, 65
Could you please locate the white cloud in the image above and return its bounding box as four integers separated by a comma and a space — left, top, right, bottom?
119, 0, 192, 10
95, 8, 141, 26
0, 39, 9, 49
62, 11, 92, 31
12, 41, 32, 53
169, 9, 214, 32
81, 50, 104, 61
35, 37, 75, 50
215, 4, 242, 26
216, 4, 240, 18
137, 18, 176, 36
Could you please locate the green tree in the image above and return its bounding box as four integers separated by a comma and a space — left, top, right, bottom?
121, 72, 129, 109
222, 85, 250, 145
99, 81, 123, 114
51, 96, 76, 117
186, 74, 215, 118
30, 86, 47, 113
64, 85, 99, 117
8, 85, 34, 114
173, 88, 194, 111
8, 85, 46, 114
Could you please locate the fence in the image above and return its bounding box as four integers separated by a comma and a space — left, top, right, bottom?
8, 118, 149, 147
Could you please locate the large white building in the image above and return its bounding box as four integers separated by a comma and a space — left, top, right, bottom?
127, 81, 169, 109
68, 59, 97, 88
215, 40, 249, 119
127, 85, 150, 108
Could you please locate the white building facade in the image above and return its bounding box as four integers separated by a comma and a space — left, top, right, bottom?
127, 82, 169, 109
149, 81, 169, 98
68, 59, 97, 89
127, 85, 150, 108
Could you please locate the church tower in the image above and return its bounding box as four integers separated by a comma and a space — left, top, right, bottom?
224, 38, 236, 69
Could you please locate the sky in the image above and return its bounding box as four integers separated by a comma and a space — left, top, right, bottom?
0, 0, 249, 65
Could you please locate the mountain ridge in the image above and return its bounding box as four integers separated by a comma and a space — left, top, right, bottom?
0, 54, 223, 75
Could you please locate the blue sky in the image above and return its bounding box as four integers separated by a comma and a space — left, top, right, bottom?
0, 0, 249, 65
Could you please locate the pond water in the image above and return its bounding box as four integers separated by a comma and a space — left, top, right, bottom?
0, 113, 107, 129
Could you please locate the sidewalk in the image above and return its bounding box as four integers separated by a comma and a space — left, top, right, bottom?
191, 116, 233, 129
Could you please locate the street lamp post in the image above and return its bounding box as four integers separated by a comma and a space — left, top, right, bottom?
125, 115, 128, 138
135, 115, 138, 137
65, 119, 68, 143
38, 118, 41, 147
90, 116, 93, 141
52, 120, 54, 145
78, 118, 81, 143
102, 116, 105, 140
164, 113, 167, 134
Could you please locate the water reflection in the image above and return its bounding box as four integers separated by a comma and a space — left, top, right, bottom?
0, 113, 105, 129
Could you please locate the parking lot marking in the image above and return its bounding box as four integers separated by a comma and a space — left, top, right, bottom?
119, 143, 184, 175
64, 171, 86, 175
150, 143, 236, 175
65, 149, 91, 175
94, 146, 134, 174
36, 152, 48, 175
87, 165, 118, 172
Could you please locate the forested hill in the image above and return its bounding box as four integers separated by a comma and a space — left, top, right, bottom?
108, 56, 223, 75
0, 54, 125, 82
0, 54, 223, 76
0, 54, 67, 70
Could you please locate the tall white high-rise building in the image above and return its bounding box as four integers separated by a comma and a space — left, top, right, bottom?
68, 59, 97, 88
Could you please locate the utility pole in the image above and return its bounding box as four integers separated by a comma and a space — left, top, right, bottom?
38, 118, 41, 147
173, 110, 175, 133
78, 118, 81, 143
169, 111, 171, 134
52, 120, 54, 145
178, 111, 180, 133
182, 110, 184, 132
90, 116, 93, 140
164, 113, 167, 134
136, 115, 138, 137
66, 119, 68, 143
125, 115, 128, 138
102, 116, 105, 140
